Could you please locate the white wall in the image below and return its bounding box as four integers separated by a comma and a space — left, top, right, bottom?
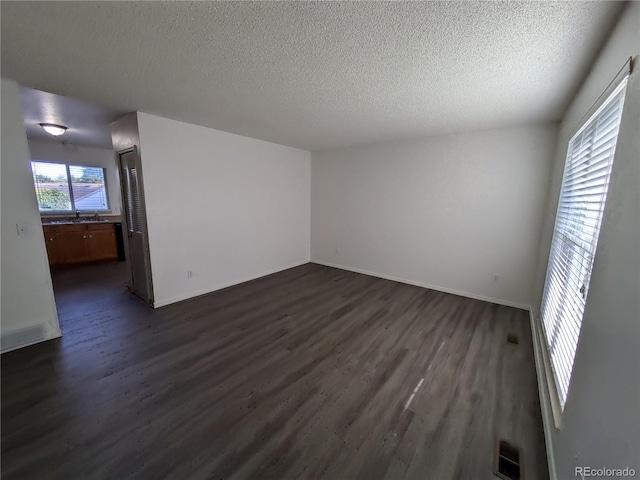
136, 113, 311, 307
532, 3, 640, 478
311, 124, 557, 308
27, 139, 121, 216
1, 78, 60, 352
111, 112, 142, 155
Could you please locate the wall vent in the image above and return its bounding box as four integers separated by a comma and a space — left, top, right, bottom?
494, 438, 523, 480
1, 324, 46, 353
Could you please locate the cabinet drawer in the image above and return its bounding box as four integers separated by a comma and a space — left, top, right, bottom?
52, 224, 87, 233
87, 223, 114, 232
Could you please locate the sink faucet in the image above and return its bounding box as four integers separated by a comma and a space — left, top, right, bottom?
75, 210, 80, 220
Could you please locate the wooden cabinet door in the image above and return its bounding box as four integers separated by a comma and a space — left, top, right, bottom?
41, 224, 118, 264
57, 228, 92, 264
88, 225, 117, 261
42, 227, 60, 266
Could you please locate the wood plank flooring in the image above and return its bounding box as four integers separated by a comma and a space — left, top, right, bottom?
1, 262, 548, 480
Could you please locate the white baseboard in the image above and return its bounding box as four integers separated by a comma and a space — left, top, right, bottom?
1, 321, 61, 354
312, 260, 531, 310
529, 308, 558, 480
153, 261, 310, 308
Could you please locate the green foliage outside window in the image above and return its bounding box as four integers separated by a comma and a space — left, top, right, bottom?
36, 189, 71, 210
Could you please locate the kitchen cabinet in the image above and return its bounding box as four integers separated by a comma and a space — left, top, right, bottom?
43, 223, 118, 266
88, 224, 118, 261
58, 225, 92, 263
43, 226, 61, 265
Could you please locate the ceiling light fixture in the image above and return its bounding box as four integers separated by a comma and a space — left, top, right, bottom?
39, 123, 67, 136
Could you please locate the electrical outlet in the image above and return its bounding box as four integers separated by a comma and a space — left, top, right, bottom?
187, 270, 193, 279
335, 248, 340, 255
493, 274, 499, 282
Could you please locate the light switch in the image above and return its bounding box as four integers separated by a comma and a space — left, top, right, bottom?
16, 222, 29, 236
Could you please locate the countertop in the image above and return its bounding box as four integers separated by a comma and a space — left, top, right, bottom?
42, 219, 121, 226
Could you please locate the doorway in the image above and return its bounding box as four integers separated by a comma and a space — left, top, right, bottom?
20, 86, 154, 336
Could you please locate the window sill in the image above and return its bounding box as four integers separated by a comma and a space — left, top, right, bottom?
530, 309, 564, 430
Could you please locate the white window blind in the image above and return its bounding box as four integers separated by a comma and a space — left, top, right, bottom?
69, 165, 109, 211
31, 161, 110, 213
541, 77, 628, 410
31, 161, 72, 212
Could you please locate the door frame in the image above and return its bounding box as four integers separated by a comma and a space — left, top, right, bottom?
117, 146, 154, 306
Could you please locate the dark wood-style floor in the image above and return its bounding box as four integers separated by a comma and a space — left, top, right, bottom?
1, 262, 548, 480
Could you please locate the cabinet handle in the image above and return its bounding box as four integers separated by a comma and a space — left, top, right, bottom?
49, 238, 54, 241
83, 235, 87, 238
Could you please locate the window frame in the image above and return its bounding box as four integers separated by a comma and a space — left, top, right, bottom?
30, 160, 111, 215
540, 76, 628, 417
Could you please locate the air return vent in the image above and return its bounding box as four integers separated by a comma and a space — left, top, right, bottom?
1, 324, 46, 353
494, 438, 522, 480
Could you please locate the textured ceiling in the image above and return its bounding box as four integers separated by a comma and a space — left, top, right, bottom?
1, 1, 626, 151
20, 87, 122, 149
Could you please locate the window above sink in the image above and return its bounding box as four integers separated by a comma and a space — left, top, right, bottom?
31, 161, 111, 214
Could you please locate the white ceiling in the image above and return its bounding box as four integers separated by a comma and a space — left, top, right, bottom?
20, 87, 122, 149
1, 1, 626, 152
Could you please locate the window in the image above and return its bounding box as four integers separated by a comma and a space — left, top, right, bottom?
31, 161, 110, 213
541, 77, 628, 410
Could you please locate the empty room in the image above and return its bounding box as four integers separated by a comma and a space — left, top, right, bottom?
1, 2, 638, 480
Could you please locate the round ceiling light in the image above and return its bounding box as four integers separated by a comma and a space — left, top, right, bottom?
39, 123, 67, 136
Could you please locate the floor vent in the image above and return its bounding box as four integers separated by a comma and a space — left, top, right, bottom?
506, 332, 519, 345
494, 439, 522, 480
